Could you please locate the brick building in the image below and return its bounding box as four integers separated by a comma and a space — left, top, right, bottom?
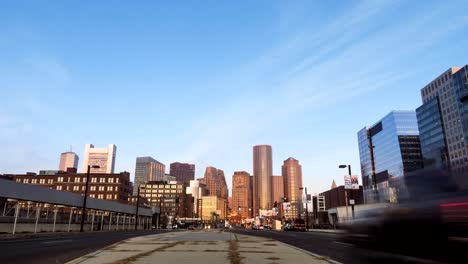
139, 181, 194, 218
319, 185, 363, 210
169, 162, 195, 184
6, 171, 132, 203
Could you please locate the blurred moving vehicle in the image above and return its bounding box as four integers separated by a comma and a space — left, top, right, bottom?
284, 219, 306, 231
340, 169, 468, 257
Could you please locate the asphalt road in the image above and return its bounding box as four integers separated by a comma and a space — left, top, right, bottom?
0, 230, 170, 264
230, 228, 466, 264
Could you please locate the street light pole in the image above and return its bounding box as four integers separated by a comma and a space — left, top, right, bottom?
304, 187, 309, 230
80, 165, 99, 232
134, 184, 141, 230
339, 164, 355, 219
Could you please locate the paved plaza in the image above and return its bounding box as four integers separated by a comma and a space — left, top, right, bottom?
67, 230, 334, 264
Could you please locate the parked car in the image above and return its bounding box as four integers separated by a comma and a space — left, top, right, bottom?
284, 219, 307, 231
252, 225, 265, 230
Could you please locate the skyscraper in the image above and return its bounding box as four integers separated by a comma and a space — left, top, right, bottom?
253, 145, 272, 215
82, 144, 116, 174
271, 175, 284, 206
218, 170, 228, 199
59, 152, 79, 171
282, 158, 303, 218
232, 171, 252, 219
169, 162, 195, 184
417, 66, 468, 177
358, 111, 423, 203
133, 157, 166, 195
202, 166, 228, 199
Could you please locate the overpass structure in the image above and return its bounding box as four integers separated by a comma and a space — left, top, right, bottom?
0, 179, 153, 234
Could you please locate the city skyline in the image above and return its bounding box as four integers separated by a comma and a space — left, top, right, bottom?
1, 1, 468, 196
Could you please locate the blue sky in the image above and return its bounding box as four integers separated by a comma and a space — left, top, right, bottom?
1, 0, 467, 195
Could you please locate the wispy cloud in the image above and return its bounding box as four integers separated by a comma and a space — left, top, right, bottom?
181, 0, 468, 178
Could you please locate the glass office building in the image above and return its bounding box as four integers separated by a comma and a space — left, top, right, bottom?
358, 111, 423, 203
416, 97, 449, 168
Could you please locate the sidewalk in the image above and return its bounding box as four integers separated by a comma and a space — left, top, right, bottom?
67, 230, 338, 264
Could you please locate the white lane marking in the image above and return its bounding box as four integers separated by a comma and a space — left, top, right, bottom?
333, 241, 354, 247
41, 239, 73, 245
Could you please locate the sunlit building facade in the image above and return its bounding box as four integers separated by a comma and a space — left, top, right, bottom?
282, 157, 303, 219
139, 181, 193, 218
133, 157, 165, 195
253, 145, 272, 216
186, 179, 209, 216
200, 196, 227, 221
82, 144, 116, 174
59, 152, 79, 171
271, 175, 284, 206
199, 166, 228, 200
231, 171, 252, 219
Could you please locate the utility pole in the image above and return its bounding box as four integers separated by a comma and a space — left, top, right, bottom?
304, 187, 309, 230
80, 165, 99, 232
134, 185, 140, 230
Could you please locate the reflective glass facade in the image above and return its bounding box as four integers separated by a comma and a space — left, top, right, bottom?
358, 111, 423, 203
416, 97, 449, 168
420, 66, 468, 175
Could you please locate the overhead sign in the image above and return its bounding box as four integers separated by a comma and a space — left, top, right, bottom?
344, 175, 359, 190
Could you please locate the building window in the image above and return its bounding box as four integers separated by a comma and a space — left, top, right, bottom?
48, 179, 53, 184
108, 178, 114, 183
115, 187, 118, 192
16, 179, 21, 182
99, 186, 105, 191
82, 186, 86, 191
57, 186, 62, 190
114, 195, 118, 199
91, 186, 96, 191
39, 179, 45, 184
100, 178, 106, 183
91, 177, 97, 183
82, 177, 87, 183
75, 177, 80, 183
98, 194, 104, 199
115, 178, 119, 183
58, 177, 64, 182
106, 194, 113, 199
31, 179, 37, 184
90, 194, 95, 198
23, 179, 29, 183
107, 186, 113, 191
73, 186, 79, 191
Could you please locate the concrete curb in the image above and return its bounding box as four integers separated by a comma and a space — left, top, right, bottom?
65, 239, 125, 264
278, 241, 343, 264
